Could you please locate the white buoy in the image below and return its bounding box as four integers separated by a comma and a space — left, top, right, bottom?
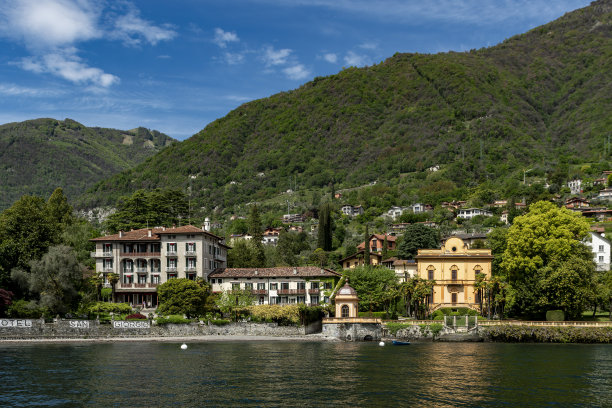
379, 341, 385, 346
180, 343, 188, 350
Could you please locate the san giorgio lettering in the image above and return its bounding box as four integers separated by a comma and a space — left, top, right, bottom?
69, 321, 90, 329
113, 321, 150, 329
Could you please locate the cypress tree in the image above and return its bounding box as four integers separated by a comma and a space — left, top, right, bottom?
317, 203, 332, 251
364, 224, 370, 265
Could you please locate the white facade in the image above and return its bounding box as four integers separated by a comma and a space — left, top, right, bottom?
386, 206, 408, 220
568, 179, 582, 195
597, 188, 612, 200
410, 203, 425, 214
209, 267, 340, 306
341, 205, 364, 217
457, 208, 493, 219
91, 226, 228, 306
585, 232, 611, 271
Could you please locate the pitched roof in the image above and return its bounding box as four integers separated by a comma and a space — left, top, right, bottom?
209, 267, 341, 278
91, 225, 226, 243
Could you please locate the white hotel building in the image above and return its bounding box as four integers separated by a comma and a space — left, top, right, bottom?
91, 225, 229, 307
209, 267, 341, 306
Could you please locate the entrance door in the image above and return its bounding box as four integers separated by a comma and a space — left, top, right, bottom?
451, 293, 457, 304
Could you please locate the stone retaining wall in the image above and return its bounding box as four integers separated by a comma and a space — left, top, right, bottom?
322, 322, 382, 342
0, 318, 314, 340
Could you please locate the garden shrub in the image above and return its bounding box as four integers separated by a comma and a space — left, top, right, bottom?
7, 299, 45, 318
87, 302, 132, 315
546, 310, 565, 321
156, 315, 192, 325
482, 325, 612, 343
211, 319, 230, 326
125, 313, 147, 320
385, 322, 413, 335
358, 311, 389, 319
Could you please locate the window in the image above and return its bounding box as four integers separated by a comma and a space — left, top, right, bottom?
217, 278, 223, 284
323, 296, 330, 304
297, 296, 306, 304
167, 242, 177, 254
451, 269, 457, 280
599, 256, 604, 262
428, 270, 434, 280
167, 273, 177, 280
245, 283, 253, 290
297, 282, 306, 290
138, 274, 147, 284
324, 282, 332, 290
232, 283, 240, 290
124, 260, 133, 272
150, 259, 160, 273
341, 305, 349, 318
103, 259, 113, 270
103, 243, 112, 254
186, 242, 196, 253
599, 245, 605, 252
187, 273, 196, 280
451, 293, 457, 304
208, 245, 212, 254
123, 274, 133, 284
311, 295, 319, 305
187, 258, 196, 269
259, 297, 265, 305
281, 282, 289, 290
167, 258, 177, 269
270, 283, 278, 290
311, 282, 318, 289
152, 275, 160, 284
257, 283, 265, 290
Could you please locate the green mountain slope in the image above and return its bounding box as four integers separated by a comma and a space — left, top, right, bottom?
0, 118, 174, 210
80, 0, 611, 211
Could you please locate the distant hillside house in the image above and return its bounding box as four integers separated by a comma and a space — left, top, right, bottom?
341, 204, 364, 217
410, 203, 432, 213
91, 225, 229, 307
386, 206, 409, 220
340, 251, 384, 269
584, 232, 611, 272
456, 208, 493, 219
565, 197, 590, 209
385, 259, 417, 282
597, 188, 612, 200
229, 234, 253, 245
416, 237, 492, 312
209, 267, 341, 306
357, 234, 397, 253
282, 213, 306, 223
568, 179, 582, 195
262, 227, 283, 245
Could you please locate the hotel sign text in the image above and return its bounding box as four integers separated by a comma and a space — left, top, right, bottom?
0, 319, 32, 328
113, 321, 150, 329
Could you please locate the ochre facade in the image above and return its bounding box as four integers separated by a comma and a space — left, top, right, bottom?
415, 237, 492, 311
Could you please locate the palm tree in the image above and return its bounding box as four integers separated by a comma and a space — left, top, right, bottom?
108, 273, 119, 303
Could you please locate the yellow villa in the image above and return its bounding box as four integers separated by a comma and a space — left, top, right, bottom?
415, 236, 492, 311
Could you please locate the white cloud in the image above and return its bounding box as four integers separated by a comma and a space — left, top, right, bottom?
112, 10, 177, 46
213, 28, 239, 48
0, 0, 101, 49
344, 51, 370, 67
0, 1, 175, 87
359, 42, 378, 50
323, 53, 338, 63
19, 50, 119, 88
223, 52, 245, 65
262, 46, 292, 66
0, 83, 63, 97
283, 64, 310, 80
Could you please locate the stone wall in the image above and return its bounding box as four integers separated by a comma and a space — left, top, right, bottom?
0, 318, 313, 340
322, 322, 382, 342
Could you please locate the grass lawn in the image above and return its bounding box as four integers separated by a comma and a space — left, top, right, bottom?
581, 311, 611, 321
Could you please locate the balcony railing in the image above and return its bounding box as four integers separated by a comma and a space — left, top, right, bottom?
135, 268, 148, 273
185, 266, 197, 272
119, 252, 161, 257
308, 288, 320, 295
91, 251, 113, 258
167, 251, 177, 257
119, 283, 158, 289
166, 267, 177, 272
102, 267, 114, 273
278, 289, 306, 295
185, 250, 197, 256
251, 289, 268, 295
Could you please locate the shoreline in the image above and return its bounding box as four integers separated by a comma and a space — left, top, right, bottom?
0, 334, 341, 344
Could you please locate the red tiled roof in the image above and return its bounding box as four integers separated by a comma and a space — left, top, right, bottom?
91, 225, 226, 242
209, 267, 341, 278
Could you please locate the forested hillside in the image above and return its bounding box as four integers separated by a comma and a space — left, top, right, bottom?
0, 118, 174, 210
80, 0, 611, 212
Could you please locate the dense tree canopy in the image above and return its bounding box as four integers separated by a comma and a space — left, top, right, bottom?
157, 278, 209, 317
397, 224, 439, 260
343, 266, 398, 312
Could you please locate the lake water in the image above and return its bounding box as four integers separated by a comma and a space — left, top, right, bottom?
1, 341, 611, 407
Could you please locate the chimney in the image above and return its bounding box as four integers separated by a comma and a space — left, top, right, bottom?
119, 231, 123, 238
293, 267, 297, 275
147, 229, 152, 237
204, 217, 211, 232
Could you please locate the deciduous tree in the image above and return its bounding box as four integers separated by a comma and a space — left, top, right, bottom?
397, 224, 439, 260
157, 278, 208, 318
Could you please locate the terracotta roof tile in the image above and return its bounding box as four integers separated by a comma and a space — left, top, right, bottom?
91, 225, 226, 243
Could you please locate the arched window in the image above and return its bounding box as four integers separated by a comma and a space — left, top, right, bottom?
450, 264, 459, 281
341, 305, 350, 318
427, 265, 435, 280
473, 265, 483, 279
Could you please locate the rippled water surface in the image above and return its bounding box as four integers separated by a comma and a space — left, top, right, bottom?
1, 341, 611, 407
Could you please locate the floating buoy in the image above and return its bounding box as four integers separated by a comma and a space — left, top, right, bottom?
379, 341, 385, 346
180, 343, 188, 350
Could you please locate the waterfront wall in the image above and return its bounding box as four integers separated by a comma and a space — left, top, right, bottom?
0, 318, 317, 340
322, 322, 382, 341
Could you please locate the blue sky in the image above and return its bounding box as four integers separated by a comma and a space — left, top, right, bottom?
0, 0, 592, 140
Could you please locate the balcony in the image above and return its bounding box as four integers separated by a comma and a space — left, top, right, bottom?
135, 268, 148, 273
185, 266, 197, 272
308, 288, 320, 295
251, 289, 268, 295
166, 267, 177, 272
278, 289, 306, 295
119, 283, 158, 289
102, 267, 114, 273
91, 251, 113, 258
185, 250, 197, 256
119, 252, 161, 258
166, 251, 178, 257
